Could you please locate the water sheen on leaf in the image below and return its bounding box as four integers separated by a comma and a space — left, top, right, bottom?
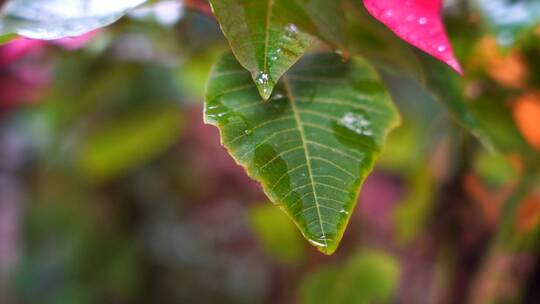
205, 52, 400, 254
0, 0, 147, 39
209, 0, 312, 100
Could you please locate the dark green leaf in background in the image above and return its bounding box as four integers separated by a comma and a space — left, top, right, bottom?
417, 53, 496, 152
0, 0, 147, 39
205, 52, 400, 254
470, 94, 538, 163
342, 0, 424, 79
291, 0, 347, 50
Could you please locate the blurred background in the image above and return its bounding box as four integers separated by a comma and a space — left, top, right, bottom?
1, 1, 540, 303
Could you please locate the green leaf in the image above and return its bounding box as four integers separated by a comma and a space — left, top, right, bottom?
291, 0, 347, 49
208, 0, 312, 100
299, 250, 400, 304
470, 94, 537, 161
205, 52, 400, 254
0, 0, 147, 39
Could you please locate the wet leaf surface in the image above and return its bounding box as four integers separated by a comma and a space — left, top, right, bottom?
209, 0, 312, 100
205, 52, 400, 254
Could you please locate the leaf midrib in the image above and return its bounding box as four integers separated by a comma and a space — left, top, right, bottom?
283, 75, 328, 248
263, 0, 275, 74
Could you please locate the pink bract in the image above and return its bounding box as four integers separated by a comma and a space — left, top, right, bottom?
0, 38, 45, 67
0, 32, 97, 112
363, 0, 462, 74
0, 31, 98, 66
53, 31, 98, 50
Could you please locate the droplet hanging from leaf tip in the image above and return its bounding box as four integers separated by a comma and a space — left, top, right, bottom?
307, 237, 335, 255
254, 71, 275, 100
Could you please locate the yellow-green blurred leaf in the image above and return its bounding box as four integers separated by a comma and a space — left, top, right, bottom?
299, 250, 400, 304
80, 107, 182, 181
394, 166, 435, 243
249, 203, 305, 263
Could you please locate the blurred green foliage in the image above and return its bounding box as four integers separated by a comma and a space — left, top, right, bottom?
0, 1, 539, 304
249, 203, 305, 263
80, 107, 183, 181
299, 250, 400, 304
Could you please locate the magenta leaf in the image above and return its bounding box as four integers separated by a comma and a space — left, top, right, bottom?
363, 0, 462, 73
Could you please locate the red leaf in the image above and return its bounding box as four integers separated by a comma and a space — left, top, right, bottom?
363, 0, 462, 74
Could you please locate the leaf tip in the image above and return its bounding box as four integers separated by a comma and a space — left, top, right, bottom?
307, 239, 335, 255
304, 231, 344, 255
446, 57, 463, 75
318, 245, 339, 255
